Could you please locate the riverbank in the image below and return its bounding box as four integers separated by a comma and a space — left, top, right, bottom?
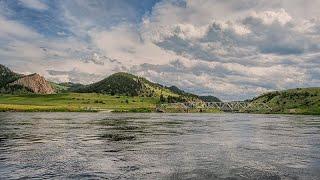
0, 93, 318, 114
0, 93, 157, 112
0, 93, 221, 113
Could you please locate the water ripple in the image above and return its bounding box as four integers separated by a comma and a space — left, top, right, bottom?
0, 113, 319, 179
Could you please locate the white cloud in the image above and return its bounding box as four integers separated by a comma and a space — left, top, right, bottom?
1, 0, 319, 100
249, 9, 292, 25
130, 57, 311, 100
0, 15, 111, 83
19, 0, 48, 11
89, 24, 182, 66
0, 16, 41, 39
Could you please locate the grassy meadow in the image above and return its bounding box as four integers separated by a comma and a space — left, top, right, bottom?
0, 93, 158, 112
251, 87, 320, 115
1, 87, 318, 114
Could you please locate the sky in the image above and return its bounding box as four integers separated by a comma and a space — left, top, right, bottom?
0, 0, 319, 100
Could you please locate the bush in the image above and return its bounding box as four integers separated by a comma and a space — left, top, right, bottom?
94, 100, 104, 104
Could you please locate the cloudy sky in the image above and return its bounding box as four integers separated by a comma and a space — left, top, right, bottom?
0, 0, 319, 100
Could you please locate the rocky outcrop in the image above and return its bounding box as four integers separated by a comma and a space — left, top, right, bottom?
10, 73, 55, 94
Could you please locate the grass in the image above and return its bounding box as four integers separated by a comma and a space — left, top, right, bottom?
1, 88, 318, 114
144, 83, 179, 98
0, 104, 93, 112
0, 93, 222, 113
50, 82, 69, 92
0, 93, 158, 112
251, 87, 320, 115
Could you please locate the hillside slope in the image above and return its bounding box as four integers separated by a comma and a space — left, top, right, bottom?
77, 72, 144, 96
251, 87, 320, 115
199, 96, 221, 102
76, 72, 201, 102
0, 64, 22, 88
50, 82, 85, 93
0, 64, 221, 104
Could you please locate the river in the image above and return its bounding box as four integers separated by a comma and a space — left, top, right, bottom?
0, 113, 319, 179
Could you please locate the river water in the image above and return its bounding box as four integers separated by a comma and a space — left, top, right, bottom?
0, 113, 319, 179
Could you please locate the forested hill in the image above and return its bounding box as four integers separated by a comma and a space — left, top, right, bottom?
75, 72, 204, 102
199, 96, 221, 102
0, 64, 223, 103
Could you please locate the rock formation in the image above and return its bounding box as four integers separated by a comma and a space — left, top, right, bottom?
10, 73, 55, 94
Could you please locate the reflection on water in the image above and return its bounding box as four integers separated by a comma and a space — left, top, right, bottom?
0, 113, 320, 179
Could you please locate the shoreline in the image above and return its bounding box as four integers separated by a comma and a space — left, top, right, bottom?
0, 92, 318, 115
0, 107, 318, 115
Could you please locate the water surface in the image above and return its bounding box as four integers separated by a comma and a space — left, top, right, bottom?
0, 113, 320, 179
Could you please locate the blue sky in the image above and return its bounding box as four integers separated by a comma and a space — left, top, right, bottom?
0, 0, 319, 100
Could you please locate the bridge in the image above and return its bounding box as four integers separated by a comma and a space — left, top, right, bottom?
158, 101, 272, 112
205, 101, 272, 111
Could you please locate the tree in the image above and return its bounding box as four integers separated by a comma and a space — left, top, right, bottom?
160, 94, 166, 102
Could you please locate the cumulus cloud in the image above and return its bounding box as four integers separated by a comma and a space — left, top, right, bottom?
47, 69, 103, 84
151, 8, 319, 62
89, 24, 182, 66
0, 0, 319, 100
130, 58, 310, 100
19, 0, 48, 11
0, 16, 41, 39
0, 15, 119, 82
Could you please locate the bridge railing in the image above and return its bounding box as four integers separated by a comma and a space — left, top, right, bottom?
158, 101, 272, 112
206, 101, 272, 111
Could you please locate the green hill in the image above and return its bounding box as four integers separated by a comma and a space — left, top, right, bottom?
199, 96, 221, 102
0, 65, 215, 104
167, 86, 199, 99
250, 87, 320, 115
0, 64, 22, 88
76, 72, 201, 102
50, 82, 85, 93
0, 64, 31, 93
77, 72, 144, 96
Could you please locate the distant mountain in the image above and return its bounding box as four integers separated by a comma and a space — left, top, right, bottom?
77, 72, 142, 96
76, 72, 201, 102
199, 96, 221, 102
50, 82, 85, 93
10, 73, 55, 94
167, 86, 198, 98
0, 64, 221, 102
251, 87, 320, 115
0, 64, 22, 88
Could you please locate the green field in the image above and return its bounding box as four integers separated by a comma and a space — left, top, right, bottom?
1, 87, 318, 114
0, 93, 222, 113
0, 93, 158, 112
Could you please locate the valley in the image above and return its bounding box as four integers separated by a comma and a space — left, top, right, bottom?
0, 64, 319, 114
